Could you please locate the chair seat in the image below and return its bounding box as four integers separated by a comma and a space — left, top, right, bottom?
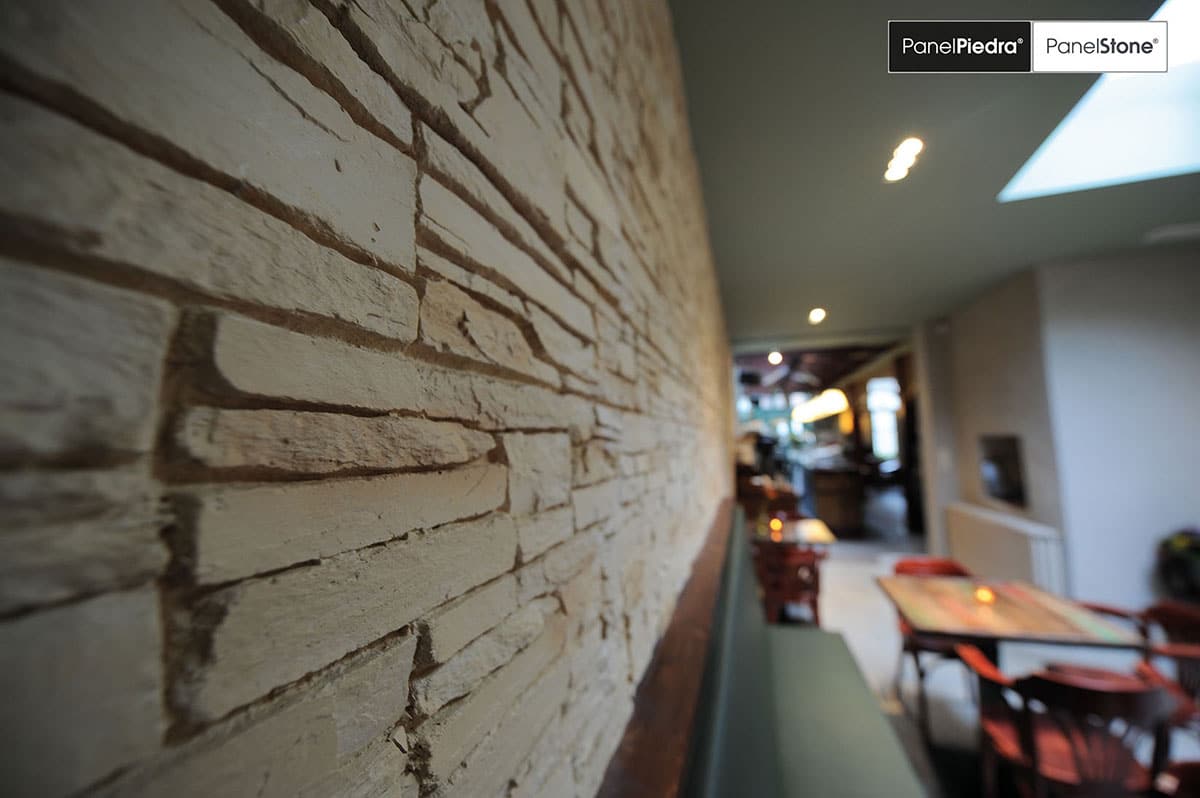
981, 712, 1151, 791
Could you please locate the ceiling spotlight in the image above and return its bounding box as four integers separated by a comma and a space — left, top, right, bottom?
767, 350, 784, 365
895, 137, 924, 158
808, 307, 827, 325
885, 137, 923, 183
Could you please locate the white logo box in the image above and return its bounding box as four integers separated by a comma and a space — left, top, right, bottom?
1032, 20, 1167, 73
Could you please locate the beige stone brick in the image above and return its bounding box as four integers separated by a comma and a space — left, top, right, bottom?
417, 246, 525, 314
0, 94, 418, 342
573, 439, 618, 487
423, 128, 562, 279
176, 408, 494, 475
188, 514, 517, 718
296, 738, 413, 798
528, 302, 598, 379
420, 177, 592, 339
207, 313, 594, 434
0, 589, 163, 798
185, 462, 507, 583
516, 506, 575, 561
493, 0, 562, 118
504, 431, 572, 514
420, 279, 560, 386
0, 0, 416, 269
0, 258, 174, 462
208, 313, 469, 415
543, 532, 596, 586
415, 613, 566, 782
432, 656, 570, 797
219, 0, 414, 150
411, 597, 554, 717
418, 575, 518, 666
508, 714, 573, 798
105, 635, 416, 798
0, 468, 167, 614
572, 479, 623, 530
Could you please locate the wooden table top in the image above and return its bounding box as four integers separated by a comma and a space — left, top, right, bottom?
876, 576, 1144, 648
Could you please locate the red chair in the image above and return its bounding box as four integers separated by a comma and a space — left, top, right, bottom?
958, 644, 1177, 798
891, 556, 975, 740
751, 540, 825, 626
1075, 599, 1200, 734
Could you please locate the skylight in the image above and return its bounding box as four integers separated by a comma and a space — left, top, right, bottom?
998, 0, 1200, 202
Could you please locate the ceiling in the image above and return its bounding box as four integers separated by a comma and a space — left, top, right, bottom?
668, 0, 1200, 352
735, 345, 890, 395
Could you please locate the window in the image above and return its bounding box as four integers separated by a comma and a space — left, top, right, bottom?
866, 377, 901, 459
999, 0, 1200, 201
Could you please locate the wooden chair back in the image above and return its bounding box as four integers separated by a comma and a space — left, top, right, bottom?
1013, 671, 1176, 796
751, 541, 825, 623
1145, 600, 1200, 698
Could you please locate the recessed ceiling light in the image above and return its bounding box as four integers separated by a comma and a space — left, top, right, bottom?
885, 136, 924, 182
895, 137, 924, 158
767, 350, 784, 365
808, 307, 827, 324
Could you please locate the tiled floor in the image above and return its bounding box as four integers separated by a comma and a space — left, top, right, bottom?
818, 538, 1198, 797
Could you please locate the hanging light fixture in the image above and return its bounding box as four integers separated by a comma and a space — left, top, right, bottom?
790, 389, 850, 424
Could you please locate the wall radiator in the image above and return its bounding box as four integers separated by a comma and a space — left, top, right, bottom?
945, 502, 1067, 594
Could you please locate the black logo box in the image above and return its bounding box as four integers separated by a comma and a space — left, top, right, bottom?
889, 21, 1032, 73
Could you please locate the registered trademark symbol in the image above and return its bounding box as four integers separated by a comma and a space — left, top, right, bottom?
1154, 37, 1159, 43
1018, 38, 1024, 44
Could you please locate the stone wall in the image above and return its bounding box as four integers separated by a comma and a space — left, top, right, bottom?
0, 1, 731, 796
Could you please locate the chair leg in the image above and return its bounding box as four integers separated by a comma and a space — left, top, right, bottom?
912, 651, 932, 743
810, 598, 820, 627
892, 647, 907, 704
962, 661, 979, 705
981, 740, 998, 798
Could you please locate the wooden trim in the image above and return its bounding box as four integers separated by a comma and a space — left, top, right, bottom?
597, 497, 735, 798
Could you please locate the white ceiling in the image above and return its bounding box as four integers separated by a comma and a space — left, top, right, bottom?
669, 0, 1200, 351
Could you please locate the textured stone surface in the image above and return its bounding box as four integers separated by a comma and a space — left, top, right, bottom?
573, 478, 625, 530
176, 407, 495, 475
417, 246, 524, 314
104, 634, 416, 798
188, 514, 518, 719
417, 575, 518, 667
420, 177, 593, 338
218, 0, 415, 151
0, 94, 417, 342
0, 258, 174, 463
411, 597, 554, 717
0, 468, 166, 614
0, 589, 163, 798
505, 432, 572, 514
415, 613, 567, 783
420, 279, 559, 385
516, 506, 576, 561
2, 0, 732, 794
207, 312, 594, 432
433, 656, 570, 798
0, 0, 417, 269
185, 463, 507, 583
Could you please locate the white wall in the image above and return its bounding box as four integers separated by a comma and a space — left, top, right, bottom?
948, 271, 1065, 532
913, 319, 959, 555
1039, 244, 1200, 607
